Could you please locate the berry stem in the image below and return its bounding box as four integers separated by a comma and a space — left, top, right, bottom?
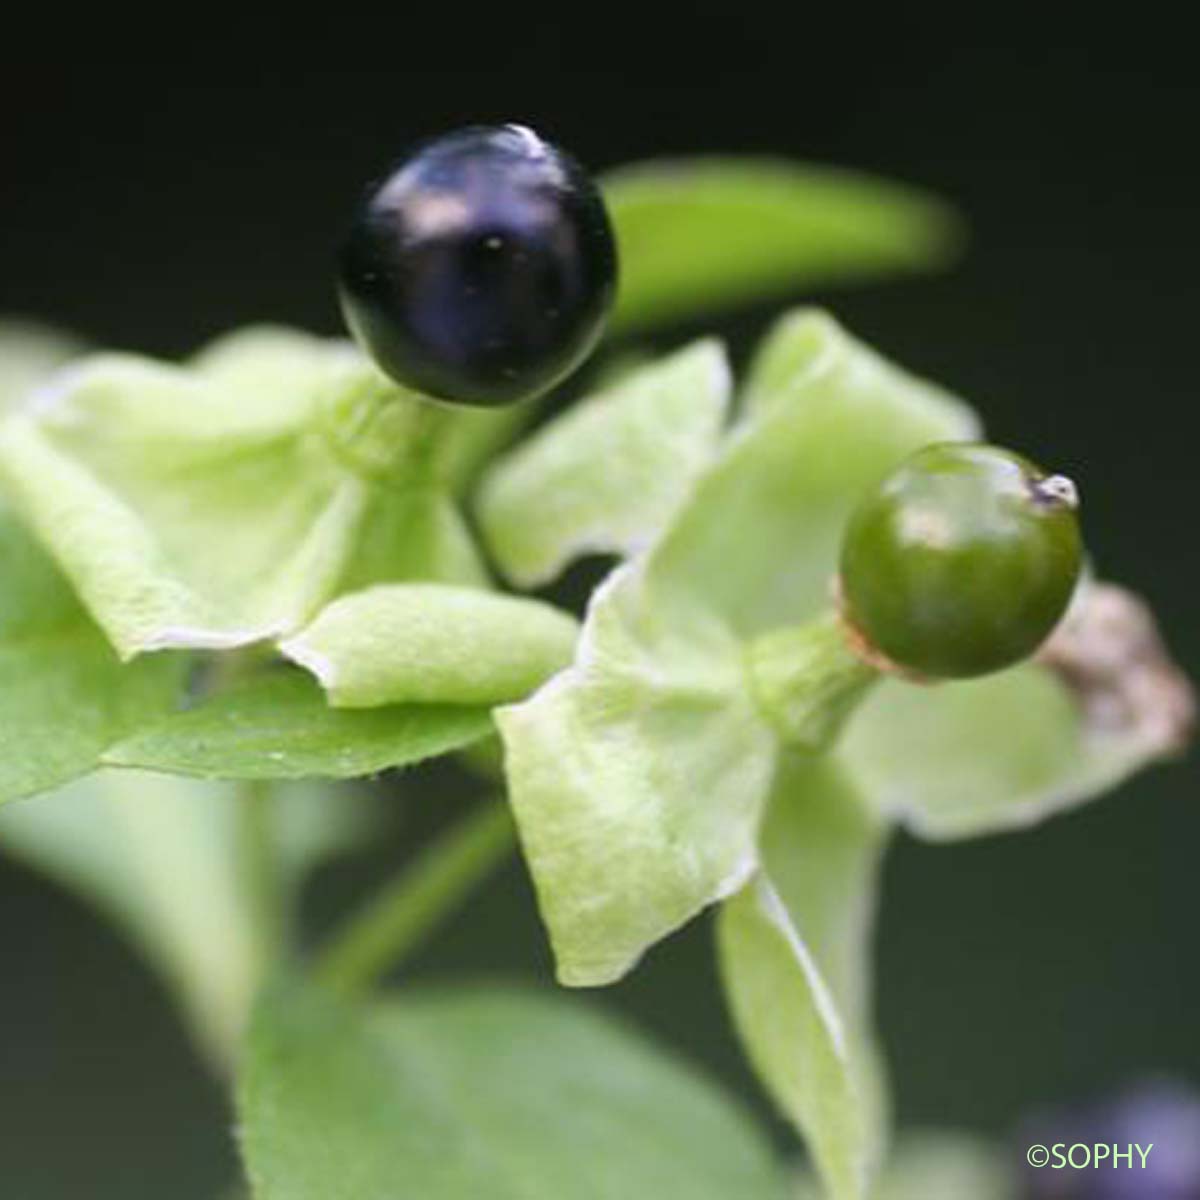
312, 800, 516, 997
746, 610, 880, 752
319, 369, 458, 484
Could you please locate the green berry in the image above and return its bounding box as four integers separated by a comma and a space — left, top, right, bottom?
839, 442, 1083, 679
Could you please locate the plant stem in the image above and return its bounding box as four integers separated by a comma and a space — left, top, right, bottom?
314, 801, 517, 996
319, 368, 456, 484
746, 610, 880, 752
237, 779, 289, 973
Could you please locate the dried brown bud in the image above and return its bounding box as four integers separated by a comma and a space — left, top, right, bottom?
1036, 583, 1195, 758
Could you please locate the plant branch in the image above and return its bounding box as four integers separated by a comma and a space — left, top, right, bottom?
313, 800, 517, 995
237, 779, 289, 975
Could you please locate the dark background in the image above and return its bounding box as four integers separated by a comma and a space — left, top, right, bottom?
1, 54, 1197, 1197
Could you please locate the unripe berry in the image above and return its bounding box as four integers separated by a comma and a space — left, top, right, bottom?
839, 443, 1082, 680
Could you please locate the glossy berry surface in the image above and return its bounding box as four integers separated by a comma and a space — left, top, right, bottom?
840, 442, 1082, 679
338, 124, 617, 407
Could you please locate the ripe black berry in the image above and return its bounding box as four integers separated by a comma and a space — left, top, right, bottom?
338, 124, 617, 408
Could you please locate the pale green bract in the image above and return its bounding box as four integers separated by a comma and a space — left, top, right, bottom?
238, 984, 791, 1200
497, 309, 976, 989
498, 563, 776, 986
477, 340, 731, 587
0, 320, 84, 411
718, 757, 888, 1200
0, 328, 499, 660
647, 310, 980, 637
281, 585, 579, 708
602, 160, 962, 333
838, 605, 1188, 839
1, 328, 187, 805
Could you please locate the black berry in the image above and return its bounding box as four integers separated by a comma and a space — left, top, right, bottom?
338, 124, 617, 407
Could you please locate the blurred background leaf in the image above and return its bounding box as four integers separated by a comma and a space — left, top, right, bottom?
0, 771, 379, 1066
603, 160, 961, 334
240, 984, 791, 1200
795, 1132, 1014, 1200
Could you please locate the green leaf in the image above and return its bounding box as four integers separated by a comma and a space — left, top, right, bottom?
717, 756, 887, 1200
497, 310, 976, 987
603, 159, 961, 333
0, 320, 83, 411
104, 669, 494, 779
476, 340, 731, 587
282, 584, 578, 708
239, 984, 790, 1200
0, 770, 368, 1064
0, 332, 490, 659
839, 581, 1194, 840
0, 503, 186, 806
